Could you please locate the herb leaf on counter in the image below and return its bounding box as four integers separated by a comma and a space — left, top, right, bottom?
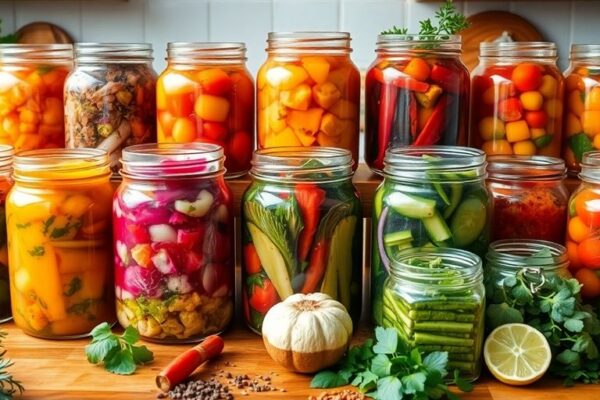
0, 331, 24, 399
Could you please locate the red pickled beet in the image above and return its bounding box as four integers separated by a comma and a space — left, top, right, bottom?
525, 110, 548, 129
498, 98, 522, 122
177, 227, 206, 249
203, 121, 228, 142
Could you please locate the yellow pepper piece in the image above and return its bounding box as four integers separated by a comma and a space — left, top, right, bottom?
320, 113, 343, 137
264, 127, 302, 148
194, 95, 230, 122
478, 116, 506, 141
520, 91, 544, 111
505, 120, 531, 143
482, 140, 513, 155
565, 112, 583, 137
287, 108, 324, 137
280, 84, 312, 111
586, 87, 600, 111
312, 82, 341, 110
294, 130, 317, 147
265, 66, 308, 90
328, 66, 352, 92
301, 57, 330, 84
264, 101, 287, 134
317, 130, 341, 147
539, 75, 558, 99
61, 195, 93, 219
568, 90, 584, 117
530, 128, 547, 140
415, 85, 443, 108
24, 302, 49, 332
582, 110, 600, 136
329, 99, 359, 120
513, 140, 537, 155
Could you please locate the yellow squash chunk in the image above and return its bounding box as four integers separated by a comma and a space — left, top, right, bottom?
513, 140, 537, 155
61, 195, 93, 219
565, 112, 583, 136
280, 84, 312, 111
54, 245, 109, 274
312, 82, 341, 109
264, 127, 302, 147
482, 140, 513, 155
586, 86, 600, 111
13, 268, 33, 293
301, 56, 330, 84
415, 85, 443, 108
582, 110, 600, 136
320, 113, 343, 137
265, 66, 308, 90
506, 120, 530, 143
530, 128, 547, 140
539, 75, 558, 98
264, 101, 288, 134
317, 130, 341, 147
194, 95, 230, 122
161, 72, 196, 96
258, 88, 280, 110
479, 116, 506, 141
24, 302, 49, 332
294, 130, 317, 147
328, 66, 352, 92
329, 99, 359, 120
287, 108, 324, 137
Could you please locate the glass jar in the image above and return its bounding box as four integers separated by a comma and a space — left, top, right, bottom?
114, 143, 234, 343
563, 44, 600, 172
157, 43, 254, 178
469, 42, 564, 157
7, 148, 114, 338
0, 44, 72, 151
365, 35, 469, 173
487, 155, 568, 242
65, 43, 157, 175
383, 247, 485, 381
0, 145, 12, 323
242, 147, 362, 333
257, 32, 360, 164
566, 151, 600, 299
371, 146, 490, 325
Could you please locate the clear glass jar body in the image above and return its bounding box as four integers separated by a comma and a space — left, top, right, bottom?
157, 43, 254, 178
487, 156, 568, 242
65, 44, 157, 174
7, 149, 114, 338
563, 45, 600, 172
371, 146, 490, 324
469, 42, 564, 157
256, 33, 360, 164
0, 44, 72, 151
241, 147, 362, 333
113, 143, 234, 343
365, 35, 470, 173
0, 145, 12, 322
383, 248, 485, 381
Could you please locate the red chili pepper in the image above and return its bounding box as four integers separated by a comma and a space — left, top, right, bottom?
372, 68, 430, 93
413, 95, 451, 146
156, 335, 225, 392
301, 241, 329, 294
375, 76, 398, 170
430, 64, 460, 94
409, 92, 418, 138
294, 183, 326, 262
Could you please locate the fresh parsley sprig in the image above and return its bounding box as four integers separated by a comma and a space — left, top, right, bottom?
0, 331, 24, 399
85, 323, 154, 375
381, 0, 469, 36
311, 327, 473, 400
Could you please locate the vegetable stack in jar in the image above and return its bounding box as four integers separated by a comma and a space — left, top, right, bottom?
0, 145, 12, 323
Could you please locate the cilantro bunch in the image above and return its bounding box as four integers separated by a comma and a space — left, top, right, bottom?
381, 0, 469, 36
311, 327, 472, 400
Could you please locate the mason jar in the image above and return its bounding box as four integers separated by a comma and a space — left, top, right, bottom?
469, 42, 564, 157
114, 143, 234, 343
7, 148, 114, 338
371, 146, 490, 325
0, 145, 13, 323
0, 44, 72, 151
383, 247, 485, 381
65, 43, 157, 175
487, 155, 568, 242
365, 34, 470, 173
257, 32, 360, 164
242, 147, 362, 333
157, 42, 254, 178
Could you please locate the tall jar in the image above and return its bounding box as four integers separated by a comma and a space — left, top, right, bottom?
487, 155, 568, 242
114, 143, 234, 343
383, 248, 485, 381
563, 44, 600, 172
365, 35, 470, 173
157, 43, 254, 178
0, 44, 72, 151
0, 145, 13, 322
6, 149, 114, 338
371, 146, 490, 325
242, 147, 362, 333
65, 43, 157, 175
469, 42, 564, 157
565, 151, 600, 299
257, 32, 360, 164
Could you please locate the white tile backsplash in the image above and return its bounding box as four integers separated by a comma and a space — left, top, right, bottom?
14, 0, 81, 40
81, 0, 144, 43
273, 0, 339, 31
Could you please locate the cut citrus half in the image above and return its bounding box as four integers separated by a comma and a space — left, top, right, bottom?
484, 323, 551, 386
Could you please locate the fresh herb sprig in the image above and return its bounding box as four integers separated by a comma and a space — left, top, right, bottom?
311, 327, 473, 400
0, 331, 24, 399
85, 323, 154, 375
381, 0, 469, 36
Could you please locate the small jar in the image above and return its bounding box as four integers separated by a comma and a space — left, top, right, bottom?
157, 43, 254, 178
383, 247, 485, 381
114, 143, 234, 343
487, 155, 568, 242
566, 151, 600, 299
257, 32, 360, 164
563, 44, 600, 172
469, 42, 564, 157
7, 148, 114, 338
242, 147, 362, 333
365, 35, 470, 173
0, 145, 13, 323
0, 44, 72, 151
65, 43, 157, 175
371, 146, 490, 325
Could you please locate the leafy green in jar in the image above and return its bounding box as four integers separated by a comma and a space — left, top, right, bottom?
64, 277, 83, 297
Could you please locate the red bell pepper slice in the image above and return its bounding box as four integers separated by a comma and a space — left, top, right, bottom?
413, 95, 452, 146
294, 183, 326, 263
372, 67, 430, 93
375, 79, 397, 170
409, 92, 418, 138
430, 64, 460, 94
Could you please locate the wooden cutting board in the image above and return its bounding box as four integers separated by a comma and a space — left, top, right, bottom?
16, 22, 73, 44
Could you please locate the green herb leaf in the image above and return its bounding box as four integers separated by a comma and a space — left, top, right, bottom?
422, 351, 448, 376
310, 371, 348, 388
371, 354, 392, 377
401, 371, 426, 394
121, 326, 140, 345
565, 318, 585, 333
372, 326, 398, 354
570, 133, 594, 163
376, 376, 403, 400
381, 1, 468, 36
131, 345, 154, 364
486, 303, 524, 330
27, 246, 45, 257
85, 337, 118, 364
453, 370, 474, 392
104, 347, 136, 375
64, 277, 82, 297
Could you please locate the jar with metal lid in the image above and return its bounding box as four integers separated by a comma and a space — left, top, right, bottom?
469, 42, 564, 157
383, 247, 485, 381
6, 148, 114, 338
0, 145, 12, 323
65, 43, 157, 175
563, 44, 600, 172
157, 42, 254, 178
257, 32, 360, 164
371, 146, 490, 325
0, 44, 72, 151
487, 155, 568, 242
241, 147, 362, 333
365, 35, 469, 173
114, 143, 234, 343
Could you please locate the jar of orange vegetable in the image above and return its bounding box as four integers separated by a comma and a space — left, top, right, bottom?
157, 43, 254, 178
0, 44, 72, 151
566, 151, 600, 299
0, 145, 13, 323
470, 42, 564, 157
7, 148, 114, 338
257, 32, 360, 163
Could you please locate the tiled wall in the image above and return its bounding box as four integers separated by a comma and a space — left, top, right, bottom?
0, 0, 599, 73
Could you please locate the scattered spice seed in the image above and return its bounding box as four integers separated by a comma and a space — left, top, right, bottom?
308, 390, 366, 400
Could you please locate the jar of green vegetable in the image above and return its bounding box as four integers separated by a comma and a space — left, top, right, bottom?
383, 247, 485, 381
371, 146, 490, 325
241, 147, 362, 333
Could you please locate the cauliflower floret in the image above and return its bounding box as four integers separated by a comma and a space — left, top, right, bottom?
185, 292, 202, 311
179, 310, 205, 337
116, 301, 135, 328
137, 316, 162, 338
161, 317, 184, 337
167, 296, 188, 312
206, 298, 233, 332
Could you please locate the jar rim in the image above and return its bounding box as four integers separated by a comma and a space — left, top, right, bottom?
167, 42, 247, 62
579, 151, 600, 182
0, 43, 73, 62
479, 41, 557, 58
0, 144, 13, 172
570, 44, 600, 60
266, 31, 352, 53
486, 239, 568, 269
487, 155, 566, 181
13, 148, 110, 182
75, 43, 153, 62
375, 34, 462, 54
